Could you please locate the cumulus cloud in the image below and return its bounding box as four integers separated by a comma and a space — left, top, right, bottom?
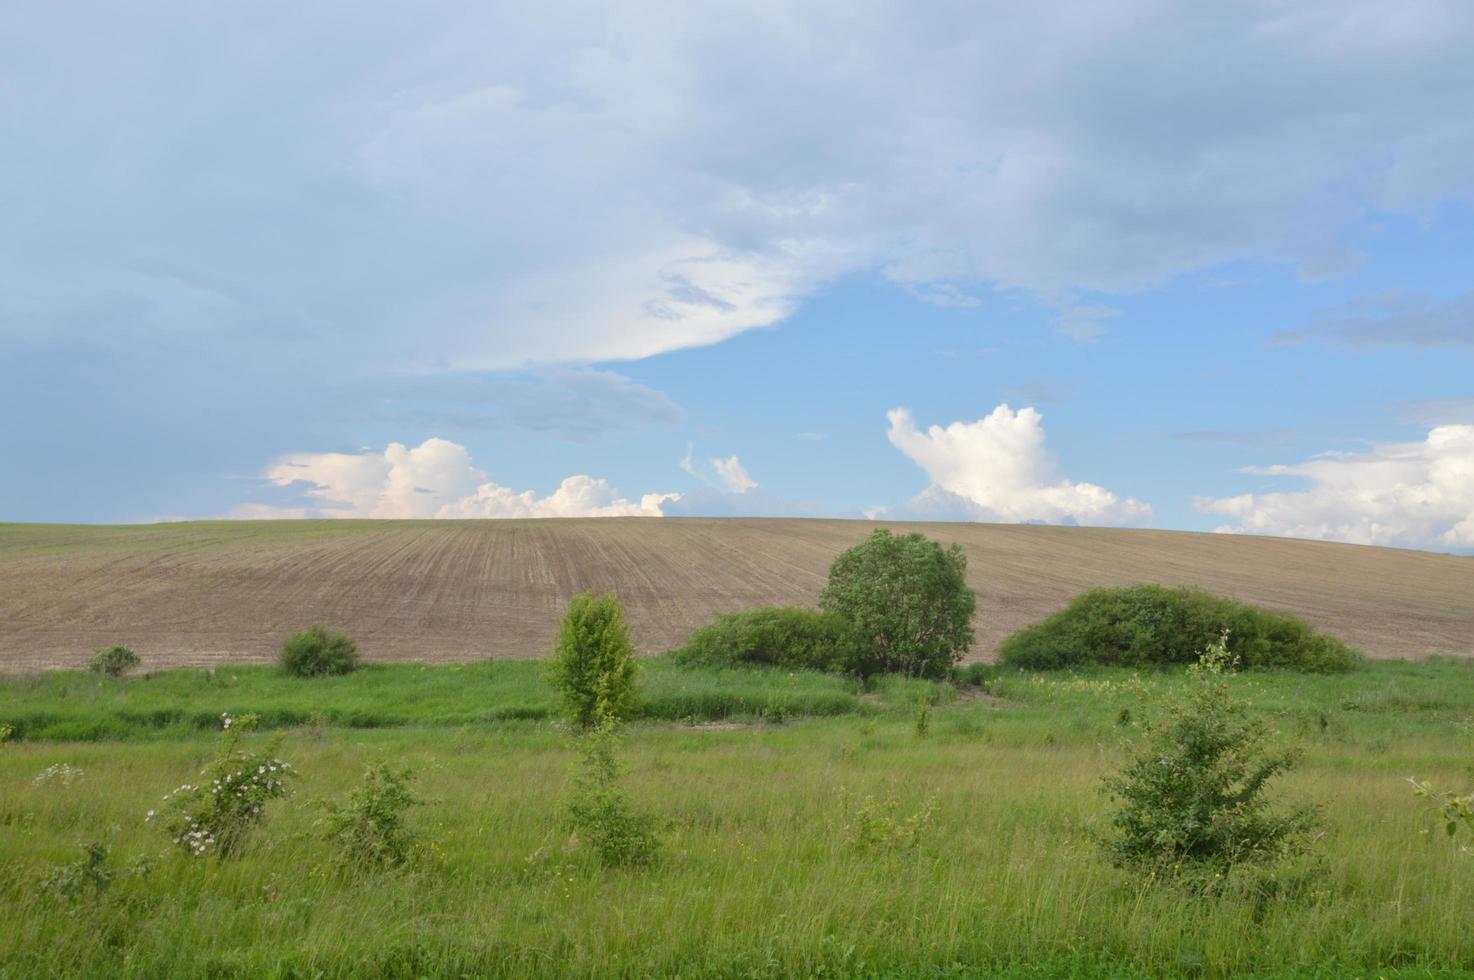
711, 455, 758, 494
876, 406, 1153, 526
252, 438, 672, 519
1195, 425, 1474, 551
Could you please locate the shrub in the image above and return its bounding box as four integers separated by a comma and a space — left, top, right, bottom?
318, 763, 425, 868
149, 713, 295, 857
998, 584, 1361, 672
566, 719, 659, 868
279, 625, 359, 677
88, 644, 139, 678
844, 794, 936, 854
40, 843, 112, 900
548, 593, 640, 728
1101, 634, 1319, 885
819, 529, 975, 678
671, 606, 867, 674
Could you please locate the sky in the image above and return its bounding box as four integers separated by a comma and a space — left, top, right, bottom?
3, 1, 1473, 552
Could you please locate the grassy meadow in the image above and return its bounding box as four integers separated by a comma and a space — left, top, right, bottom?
3, 657, 1474, 978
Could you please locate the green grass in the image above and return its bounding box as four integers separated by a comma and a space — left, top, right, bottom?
0, 658, 924, 741
3, 658, 1474, 978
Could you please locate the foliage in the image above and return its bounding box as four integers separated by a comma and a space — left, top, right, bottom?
845, 793, 936, 853
279, 625, 360, 677
318, 763, 425, 868
40, 842, 112, 900
565, 716, 659, 868
1411, 776, 1474, 851
819, 528, 976, 678
548, 592, 641, 728
1102, 634, 1319, 883
913, 701, 931, 738
150, 713, 295, 857
671, 606, 865, 674
88, 644, 140, 678
0, 722, 13, 743
998, 584, 1362, 672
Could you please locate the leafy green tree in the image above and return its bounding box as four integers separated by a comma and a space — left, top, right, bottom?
549, 592, 640, 728
1102, 634, 1319, 884
819, 529, 975, 678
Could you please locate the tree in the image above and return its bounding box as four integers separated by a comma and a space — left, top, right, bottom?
819, 528, 975, 678
548, 592, 641, 728
1102, 634, 1318, 884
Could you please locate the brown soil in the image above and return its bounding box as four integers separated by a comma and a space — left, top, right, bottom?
1, 518, 1470, 671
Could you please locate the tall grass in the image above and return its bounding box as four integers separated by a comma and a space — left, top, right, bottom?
2, 658, 1473, 977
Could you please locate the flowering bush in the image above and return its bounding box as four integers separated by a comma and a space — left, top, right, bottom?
149, 713, 295, 858
33, 763, 85, 786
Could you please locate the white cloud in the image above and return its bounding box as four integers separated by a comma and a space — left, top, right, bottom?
711, 455, 758, 493
1196, 425, 1474, 551
876, 405, 1153, 526
6, 1, 1474, 370
254, 438, 672, 519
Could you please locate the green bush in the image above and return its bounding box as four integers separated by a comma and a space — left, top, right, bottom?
317, 763, 425, 868
566, 720, 659, 868
88, 644, 140, 678
997, 584, 1361, 672
279, 626, 360, 677
1102, 635, 1319, 885
548, 592, 640, 729
670, 606, 868, 674
819, 528, 975, 678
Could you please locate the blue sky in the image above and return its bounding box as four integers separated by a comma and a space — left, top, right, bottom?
3, 2, 1473, 551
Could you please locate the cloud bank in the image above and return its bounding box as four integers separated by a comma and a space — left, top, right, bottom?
1196, 425, 1474, 551
253, 438, 673, 519
876, 406, 1153, 526
8, 1, 1474, 375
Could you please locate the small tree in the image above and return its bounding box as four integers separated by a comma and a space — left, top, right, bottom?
566, 712, 659, 868
279, 625, 359, 677
88, 644, 140, 678
548, 593, 640, 728
819, 529, 975, 678
1102, 634, 1318, 884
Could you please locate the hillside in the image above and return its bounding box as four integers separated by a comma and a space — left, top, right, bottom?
1, 518, 1470, 671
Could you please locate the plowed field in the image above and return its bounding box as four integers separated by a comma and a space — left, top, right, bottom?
1, 519, 1470, 671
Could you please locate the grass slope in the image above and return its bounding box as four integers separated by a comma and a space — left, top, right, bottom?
3, 658, 1474, 977
3, 519, 1472, 671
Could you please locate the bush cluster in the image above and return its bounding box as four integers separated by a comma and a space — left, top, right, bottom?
672, 529, 976, 680
88, 644, 140, 678
998, 584, 1361, 672
280, 626, 360, 677
671, 607, 865, 674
